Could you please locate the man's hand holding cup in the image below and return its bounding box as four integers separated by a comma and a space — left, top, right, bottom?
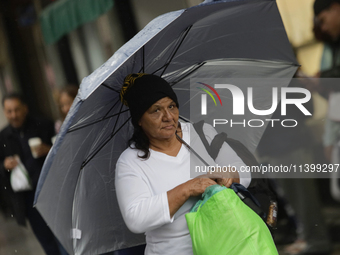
28, 137, 51, 158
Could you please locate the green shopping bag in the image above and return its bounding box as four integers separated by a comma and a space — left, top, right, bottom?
185, 185, 278, 255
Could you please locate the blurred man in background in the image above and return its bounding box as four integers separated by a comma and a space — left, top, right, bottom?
0, 93, 65, 255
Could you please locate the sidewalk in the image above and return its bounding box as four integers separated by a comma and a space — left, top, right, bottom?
277, 206, 340, 255
0, 213, 44, 255
0, 206, 339, 255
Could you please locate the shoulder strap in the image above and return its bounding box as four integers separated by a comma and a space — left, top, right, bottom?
194, 121, 260, 166
193, 121, 229, 161
210, 132, 228, 160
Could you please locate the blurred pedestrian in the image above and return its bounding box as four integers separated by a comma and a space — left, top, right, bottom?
314, 0, 340, 202
0, 93, 65, 255
314, 0, 340, 55
55, 85, 78, 134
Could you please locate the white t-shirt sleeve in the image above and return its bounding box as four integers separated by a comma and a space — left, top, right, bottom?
115, 158, 173, 234
202, 123, 251, 188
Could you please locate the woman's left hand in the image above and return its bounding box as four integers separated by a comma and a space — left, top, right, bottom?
205, 166, 240, 188
215, 177, 239, 188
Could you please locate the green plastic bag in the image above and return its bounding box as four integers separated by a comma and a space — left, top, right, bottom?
185, 185, 278, 255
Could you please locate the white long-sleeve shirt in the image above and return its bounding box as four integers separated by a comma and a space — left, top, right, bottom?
115, 122, 250, 255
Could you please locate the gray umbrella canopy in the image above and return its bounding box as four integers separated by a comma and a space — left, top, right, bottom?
35, 0, 298, 254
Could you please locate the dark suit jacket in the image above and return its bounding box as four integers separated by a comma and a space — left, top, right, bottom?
0, 116, 55, 225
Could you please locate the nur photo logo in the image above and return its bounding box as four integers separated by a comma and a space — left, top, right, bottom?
196, 80, 312, 128
197, 82, 222, 115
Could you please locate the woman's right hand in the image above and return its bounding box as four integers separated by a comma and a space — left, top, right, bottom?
185, 177, 217, 197
168, 176, 216, 218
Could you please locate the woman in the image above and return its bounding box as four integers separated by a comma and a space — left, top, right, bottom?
115, 73, 251, 254
55, 85, 78, 134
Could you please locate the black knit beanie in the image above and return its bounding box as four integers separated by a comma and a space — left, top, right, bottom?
120, 73, 179, 126
314, 0, 340, 16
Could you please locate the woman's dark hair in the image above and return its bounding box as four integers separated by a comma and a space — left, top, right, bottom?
128, 122, 150, 159
313, 18, 334, 43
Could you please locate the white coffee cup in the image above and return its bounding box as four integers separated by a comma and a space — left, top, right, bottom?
28, 137, 42, 158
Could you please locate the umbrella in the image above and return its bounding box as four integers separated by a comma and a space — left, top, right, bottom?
34, 0, 298, 254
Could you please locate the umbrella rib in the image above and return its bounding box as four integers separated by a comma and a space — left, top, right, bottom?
152, 25, 193, 76
160, 25, 193, 77
80, 116, 131, 169
110, 102, 124, 139
179, 115, 191, 123
102, 84, 120, 93
168, 62, 206, 87
80, 103, 128, 169
103, 98, 121, 119
67, 109, 130, 133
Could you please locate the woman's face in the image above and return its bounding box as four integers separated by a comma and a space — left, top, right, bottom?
59, 92, 74, 118
139, 97, 179, 142
317, 5, 340, 40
